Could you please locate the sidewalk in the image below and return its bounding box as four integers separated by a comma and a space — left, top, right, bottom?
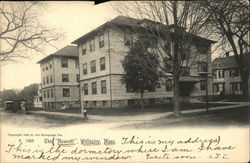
27, 101, 250, 122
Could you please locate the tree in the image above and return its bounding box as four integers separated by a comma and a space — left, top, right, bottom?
0, 1, 62, 62
114, 1, 215, 116
0, 89, 20, 102
199, 0, 250, 100
19, 83, 38, 105
122, 40, 159, 109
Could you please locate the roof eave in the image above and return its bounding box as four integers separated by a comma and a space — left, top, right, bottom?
37, 54, 78, 64
37, 54, 54, 64
71, 22, 110, 44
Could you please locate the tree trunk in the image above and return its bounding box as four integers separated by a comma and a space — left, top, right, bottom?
172, 1, 181, 117
240, 69, 249, 101
173, 74, 181, 116
140, 92, 144, 110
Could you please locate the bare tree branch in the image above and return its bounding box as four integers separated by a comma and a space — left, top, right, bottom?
0, 1, 64, 62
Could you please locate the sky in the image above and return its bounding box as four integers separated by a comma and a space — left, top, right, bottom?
0, 1, 222, 91
1, 1, 117, 91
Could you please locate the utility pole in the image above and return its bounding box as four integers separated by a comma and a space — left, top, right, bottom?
205, 73, 209, 113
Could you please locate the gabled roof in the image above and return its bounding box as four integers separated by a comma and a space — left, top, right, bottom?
111, 15, 140, 26
212, 53, 250, 69
212, 55, 238, 69
71, 16, 140, 44
37, 45, 78, 64
71, 15, 216, 44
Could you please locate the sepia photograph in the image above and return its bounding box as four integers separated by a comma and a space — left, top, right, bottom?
0, 1, 249, 162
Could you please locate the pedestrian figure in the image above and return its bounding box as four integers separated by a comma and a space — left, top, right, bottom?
20, 101, 26, 112
13, 101, 18, 113
83, 109, 88, 119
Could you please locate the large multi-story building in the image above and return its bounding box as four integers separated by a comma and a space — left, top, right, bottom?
37, 45, 80, 109
72, 16, 215, 108
212, 53, 250, 96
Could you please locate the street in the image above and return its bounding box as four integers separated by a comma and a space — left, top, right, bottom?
1, 104, 249, 130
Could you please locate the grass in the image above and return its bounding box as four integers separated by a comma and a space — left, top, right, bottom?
117, 106, 250, 129
43, 102, 234, 116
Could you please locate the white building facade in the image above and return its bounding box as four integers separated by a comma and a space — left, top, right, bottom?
72, 16, 215, 108
38, 45, 80, 109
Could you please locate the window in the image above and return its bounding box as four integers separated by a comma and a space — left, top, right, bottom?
181, 47, 190, 60
200, 80, 206, 90
85, 101, 88, 107
49, 63, 52, 69
231, 83, 238, 92
83, 63, 87, 75
229, 68, 239, 77
51, 102, 54, 109
46, 66, 48, 70
213, 83, 225, 93
166, 80, 173, 91
62, 88, 70, 97
213, 83, 218, 92
180, 66, 190, 76
91, 60, 96, 73
76, 74, 80, 82
51, 89, 54, 98
44, 90, 46, 98
218, 70, 224, 78
43, 77, 45, 85
212, 70, 217, 79
50, 74, 53, 83
101, 80, 107, 94
102, 101, 107, 106
61, 58, 68, 68
62, 74, 69, 82
90, 38, 95, 52
92, 82, 97, 95
46, 76, 49, 84
100, 57, 106, 70
198, 62, 208, 72
124, 34, 132, 46
99, 33, 104, 48
163, 57, 172, 72
47, 90, 50, 98
75, 59, 79, 68
231, 82, 242, 92
82, 44, 86, 55
83, 83, 88, 95
93, 101, 97, 107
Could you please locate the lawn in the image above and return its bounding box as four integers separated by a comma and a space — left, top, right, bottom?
44, 102, 234, 116
117, 106, 250, 129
